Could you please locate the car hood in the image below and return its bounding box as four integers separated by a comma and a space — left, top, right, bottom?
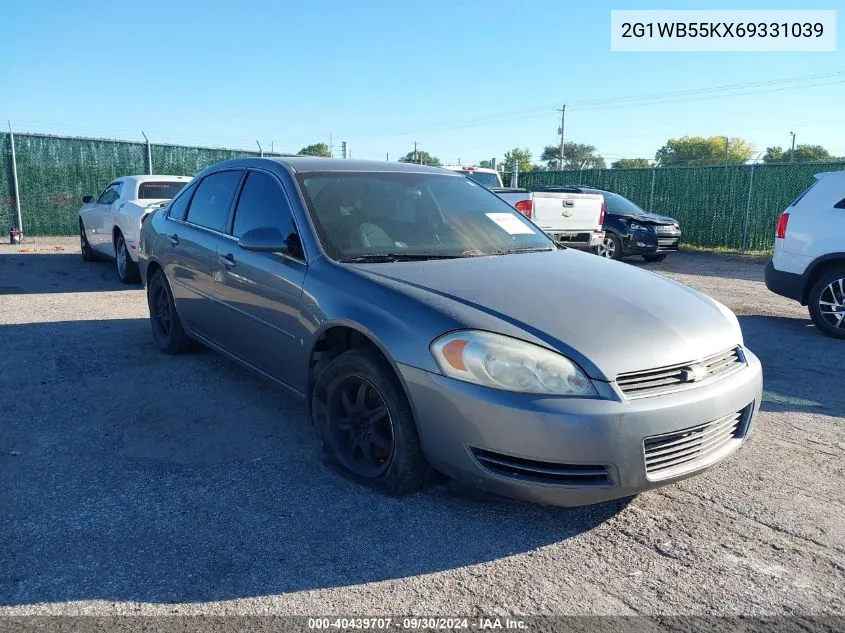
618, 212, 678, 225
348, 249, 740, 380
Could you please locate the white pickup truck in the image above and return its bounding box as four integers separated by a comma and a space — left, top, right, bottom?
443, 166, 605, 250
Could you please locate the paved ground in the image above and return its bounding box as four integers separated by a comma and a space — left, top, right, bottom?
0, 238, 843, 616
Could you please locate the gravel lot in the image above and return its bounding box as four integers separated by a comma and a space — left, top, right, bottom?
1, 237, 843, 617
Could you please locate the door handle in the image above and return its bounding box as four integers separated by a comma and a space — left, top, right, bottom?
218, 253, 236, 269
167, 233, 179, 246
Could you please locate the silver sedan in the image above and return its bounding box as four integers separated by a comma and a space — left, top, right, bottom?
138, 157, 762, 506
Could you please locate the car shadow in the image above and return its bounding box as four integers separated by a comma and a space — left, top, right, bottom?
738, 314, 845, 418
0, 253, 139, 294
0, 318, 626, 606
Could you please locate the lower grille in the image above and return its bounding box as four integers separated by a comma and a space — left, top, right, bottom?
617, 346, 745, 398
643, 406, 751, 480
657, 237, 680, 250
472, 448, 610, 486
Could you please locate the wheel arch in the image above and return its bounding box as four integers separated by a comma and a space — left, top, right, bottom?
305, 320, 421, 431
801, 253, 845, 304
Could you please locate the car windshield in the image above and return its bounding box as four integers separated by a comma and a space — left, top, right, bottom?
296, 171, 554, 261
138, 181, 188, 199
602, 191, 647, 216
459, 171, 501, 188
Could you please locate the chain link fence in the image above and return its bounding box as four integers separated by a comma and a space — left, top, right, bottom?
2, 130, 844, 249
0, 132, 280, 237
506, 160, 845, 251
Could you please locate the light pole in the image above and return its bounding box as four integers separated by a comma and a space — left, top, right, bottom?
789, 132, 796, 162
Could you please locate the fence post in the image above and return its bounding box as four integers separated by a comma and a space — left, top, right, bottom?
511, 158, 518, 188
8, 122, 23, 235
742, 163, 756, 252
142, 131, 153, 175
578, 168, 583, 185
649, 168, 656, 212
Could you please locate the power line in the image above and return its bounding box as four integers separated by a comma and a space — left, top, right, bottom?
344, 71, 845, 137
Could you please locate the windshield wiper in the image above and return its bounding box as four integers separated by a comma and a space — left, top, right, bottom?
491, 246, 555, 256
339, 253, 465, 263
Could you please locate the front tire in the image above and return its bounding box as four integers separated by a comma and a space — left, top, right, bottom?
312, 349, 432, 495
642, 253, 667, 263
115, 233, 140, 284
79, 220, 96, 262
147, 269, 191, 354
808, 269, 845, 339
596, 232, 623, 260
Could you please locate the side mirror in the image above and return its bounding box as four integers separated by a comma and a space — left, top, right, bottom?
285, 232, 304, 259
237, 227, 287, 253
82, 195, 94, 204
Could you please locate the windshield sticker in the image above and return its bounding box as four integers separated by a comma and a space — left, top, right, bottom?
485, 213, 536, 235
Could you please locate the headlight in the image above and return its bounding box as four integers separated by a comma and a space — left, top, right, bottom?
430, 331, 597, 396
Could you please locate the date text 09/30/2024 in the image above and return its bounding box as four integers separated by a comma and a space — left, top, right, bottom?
307, 618, 528, 630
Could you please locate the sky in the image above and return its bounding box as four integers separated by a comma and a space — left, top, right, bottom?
0, 0, 843, 165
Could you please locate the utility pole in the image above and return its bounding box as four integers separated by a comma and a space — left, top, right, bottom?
329, 133, 334, 158
414, 141, 420, 164
789, 131, 796, 162
724, 136, 729, 165
556, 104, 566, 170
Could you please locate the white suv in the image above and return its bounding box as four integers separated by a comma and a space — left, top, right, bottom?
764, 169, 845, 339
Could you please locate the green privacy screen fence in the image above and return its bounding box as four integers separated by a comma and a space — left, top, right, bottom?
0, 132, 280, 237
2, 131, 843, 249
506, 161, 845, 251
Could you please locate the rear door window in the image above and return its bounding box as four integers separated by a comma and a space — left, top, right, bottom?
186, 170, 243, 233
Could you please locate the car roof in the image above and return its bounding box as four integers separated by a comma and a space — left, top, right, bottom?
199, 156, 458, 176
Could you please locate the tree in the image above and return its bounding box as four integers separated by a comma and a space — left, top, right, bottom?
297, 143, 331, 157
655, 136, 754, 166
763, 144, 835, 163
541, 143, 606, 170
502, 148, 537, 174
611, 158, 653, 169
399, 149, 442, 166
478, 159, 494, 169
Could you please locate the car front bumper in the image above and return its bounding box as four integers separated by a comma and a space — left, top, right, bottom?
399, 348, 762, 506
625, 229, 681, 255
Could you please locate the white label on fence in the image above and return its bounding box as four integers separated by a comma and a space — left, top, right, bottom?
611, 10, 836, 51
486, 213, 536, 235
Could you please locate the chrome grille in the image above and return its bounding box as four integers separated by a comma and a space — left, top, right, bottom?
472, 448, 610, 487
643, 406, 750, 480
654, 224, 680, 234
657, 237, 680, 249
617, 347, 744, 398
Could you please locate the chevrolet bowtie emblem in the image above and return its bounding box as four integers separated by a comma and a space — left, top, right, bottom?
682, 366, 708, 382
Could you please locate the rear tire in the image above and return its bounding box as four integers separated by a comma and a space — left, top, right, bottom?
147, 269, 191, 354
808, 268, 845, 339
79, 221, 96, 262
312, 348, 432, 495
115, 233, 140, 284
642, 253, 667, 263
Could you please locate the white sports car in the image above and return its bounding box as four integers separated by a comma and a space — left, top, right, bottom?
78, 175, 191, 283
